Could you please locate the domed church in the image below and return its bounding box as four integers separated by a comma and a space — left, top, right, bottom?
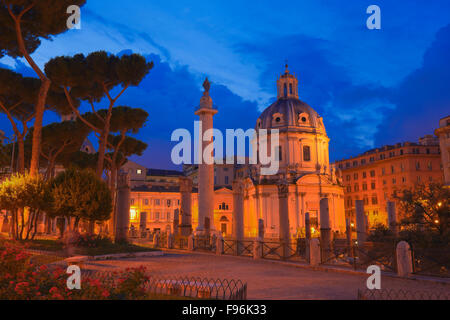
236, 65, 346, 239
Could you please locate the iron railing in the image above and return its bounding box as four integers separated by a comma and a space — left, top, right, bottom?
358, 288, 450, 300
83, 270, 247, 300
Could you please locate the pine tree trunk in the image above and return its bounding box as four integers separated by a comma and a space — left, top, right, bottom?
29, 79, 50, 177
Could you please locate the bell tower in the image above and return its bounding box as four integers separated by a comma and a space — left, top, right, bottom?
276, 64, 299, 99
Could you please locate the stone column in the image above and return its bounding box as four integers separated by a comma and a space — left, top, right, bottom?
396, 241, 413, 277
173, 209, 179, 236
355, 200, 366, 246
320, 198, 332, 263
277, 180, 290, 259
305, 212, 311, 263
305, 212, 311, 240
114, 173, 130, 243
194, 78, 217, 234
232, 179, 245, 255
167, 232, 174, 249
309, 238, 321, 266
216, 234, 224, 255
387, 201, 398, 236
257, 219, 264, 239
179, 177, 193, 236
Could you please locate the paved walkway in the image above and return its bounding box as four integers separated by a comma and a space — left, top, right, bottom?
80, 252, 450, 299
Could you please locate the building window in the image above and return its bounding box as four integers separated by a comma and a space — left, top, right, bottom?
362, 183, 367, 191
303, 146, 311, 161
361, 159, 366, 165
130, 199, 135, 205
283, 84, 287, 97
371, 182, 376, 190
167, 199, 171, 207
402, 177, 406, 183
347, 186, 352, 192
363, 196, 369, 205
372, 195, 378, 205
369, 157, 374, 162
144, 199, 149, 206
289, 83, 293, 94
353, 161, 358, 167
370, 170, 375, 177
416, 162, 420, 171
392, 178, 396, 184
362, 171, 367, 178
354, 184, 359, 192
155, 199, 160, 206
391, 165, 395, 174
354, 173, 358, 180
427, 162, 432, 170
155, 212, 160, 220
400, 149, 403, 155
137, 169, 142, 174
381, 168, 385, 175
346, 175, 351, 181
225, 176, 229, 184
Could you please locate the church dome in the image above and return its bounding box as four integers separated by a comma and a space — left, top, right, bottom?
255, 65, 325, 132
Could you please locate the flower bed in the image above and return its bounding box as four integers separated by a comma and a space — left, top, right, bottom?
0, 242, 154, 300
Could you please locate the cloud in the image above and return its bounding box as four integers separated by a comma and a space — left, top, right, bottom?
375, 24, 450, 146
236, 34, 392, 161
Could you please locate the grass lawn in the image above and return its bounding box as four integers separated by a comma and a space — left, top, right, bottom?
76, 242, 158, 256
2, 237, 158, 257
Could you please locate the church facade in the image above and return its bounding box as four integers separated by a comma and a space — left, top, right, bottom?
236, 66, 346, 238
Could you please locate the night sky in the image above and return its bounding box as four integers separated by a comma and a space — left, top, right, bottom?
1, 1, 449, 170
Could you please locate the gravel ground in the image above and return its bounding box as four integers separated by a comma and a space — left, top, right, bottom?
80, 252, 450, 300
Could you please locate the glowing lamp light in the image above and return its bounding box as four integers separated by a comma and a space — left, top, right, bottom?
130, 208, 137, 220
311, 227, 316, 233
437, 202, 442, 207
350, 223, 355, 227
434, 219, 439, 224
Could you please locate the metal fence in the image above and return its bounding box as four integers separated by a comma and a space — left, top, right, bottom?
412, 246, 450, 278
83, 270, 247, 300
358, 288, 450, 300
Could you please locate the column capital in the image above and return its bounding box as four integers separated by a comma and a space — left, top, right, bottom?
232, 179, 245, 195
277, 180, 290, 198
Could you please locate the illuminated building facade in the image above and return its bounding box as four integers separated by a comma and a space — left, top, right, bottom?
335, 137, 443, 227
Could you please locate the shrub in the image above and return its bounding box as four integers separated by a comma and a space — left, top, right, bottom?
74, 233, 113, 248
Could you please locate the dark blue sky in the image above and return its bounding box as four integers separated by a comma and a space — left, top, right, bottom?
1, 1, 449, 169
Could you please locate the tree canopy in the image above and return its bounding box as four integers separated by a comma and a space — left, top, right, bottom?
50, 168, 112, 224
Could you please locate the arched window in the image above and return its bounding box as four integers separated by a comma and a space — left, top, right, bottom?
283, 84, 287, 97
289, 83, 293, 94
303, 146, 311, 161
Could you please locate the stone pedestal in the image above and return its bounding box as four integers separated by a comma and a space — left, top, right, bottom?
253, 237, 263, 259
188, 234, 194, 251
153, 231, 160, 248
320, 198, 332, 262
216, 234, 224, 255
387, 201, 398, 236
355, 200, 366, 246
179, 177, 193, 236
309, 238, 321, 266
396, 241, 413, 277
167, 233, 174, 249
114, 173, 131, 243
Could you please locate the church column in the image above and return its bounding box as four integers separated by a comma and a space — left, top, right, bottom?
194, 78, 217, 234
179, 177, 193, 236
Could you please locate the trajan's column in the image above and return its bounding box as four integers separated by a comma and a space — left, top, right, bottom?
195, 78, 218, 234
